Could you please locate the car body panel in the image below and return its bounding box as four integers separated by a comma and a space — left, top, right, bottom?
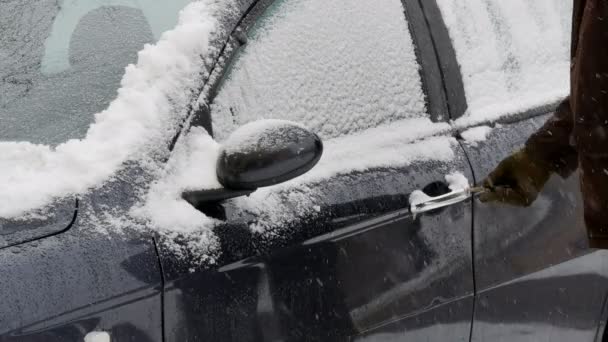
0, 199, 77, 249
0, 168, 165, 342
160, 147, 475, 341
0, 221, 162, 342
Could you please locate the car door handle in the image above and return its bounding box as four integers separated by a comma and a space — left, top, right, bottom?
410, 185, 483, 215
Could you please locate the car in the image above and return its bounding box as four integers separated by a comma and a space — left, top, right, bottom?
1, 0, 605, 341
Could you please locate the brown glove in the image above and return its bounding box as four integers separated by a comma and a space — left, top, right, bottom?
479, 149, 552, 207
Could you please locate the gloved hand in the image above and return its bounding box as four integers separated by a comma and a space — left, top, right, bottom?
478, 149, 552, 207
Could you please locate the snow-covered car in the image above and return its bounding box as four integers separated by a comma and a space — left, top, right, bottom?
1, 0, 605, 341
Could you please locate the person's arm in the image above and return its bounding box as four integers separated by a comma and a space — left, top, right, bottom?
524, 98, 578, 177
479, 0, 582, 206
480, 99, 577, 206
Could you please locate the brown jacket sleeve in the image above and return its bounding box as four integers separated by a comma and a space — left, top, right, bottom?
524, 0, 608, 247
572, 0, 608, 247
521, 0, 583, 175
571, 0, 608, 158
523, 98, 578, 178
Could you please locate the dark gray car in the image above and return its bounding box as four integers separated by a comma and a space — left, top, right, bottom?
1, 0, 606, 341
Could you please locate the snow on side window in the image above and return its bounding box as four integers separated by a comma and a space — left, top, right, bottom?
436, 0, 572, 124
210, 0, 427, 141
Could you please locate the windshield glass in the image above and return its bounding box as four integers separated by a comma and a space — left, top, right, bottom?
0, 0, 191, 146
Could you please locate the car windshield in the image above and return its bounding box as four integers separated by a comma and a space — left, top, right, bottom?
0, 0, 191, 146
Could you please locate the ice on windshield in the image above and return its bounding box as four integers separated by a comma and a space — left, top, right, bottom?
0, 0, 191, 145
436, 0, 572, 124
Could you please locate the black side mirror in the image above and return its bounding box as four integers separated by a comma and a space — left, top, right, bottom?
218, 120, 323, 189
183, 120, 323, 209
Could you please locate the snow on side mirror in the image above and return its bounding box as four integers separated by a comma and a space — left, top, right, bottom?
182, 120, 322, 214
217, 120, 323, 190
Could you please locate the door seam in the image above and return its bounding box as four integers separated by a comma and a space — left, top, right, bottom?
152, 236, 167, 342
456, 138, 478, 342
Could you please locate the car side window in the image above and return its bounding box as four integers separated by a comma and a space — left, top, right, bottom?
436, 0, 572, 123
210, 0, 428, 141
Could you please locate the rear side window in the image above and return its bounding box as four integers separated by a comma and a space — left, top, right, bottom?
436, 0, 572, 123
210, 0, 427, 141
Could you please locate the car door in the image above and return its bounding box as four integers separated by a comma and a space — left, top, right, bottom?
157, 0, 476, 341
432, 0, 608, 341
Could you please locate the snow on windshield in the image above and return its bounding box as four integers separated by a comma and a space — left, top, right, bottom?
436, 0, 572, 124
0, 0, 192, 146
0, 1, 232, 218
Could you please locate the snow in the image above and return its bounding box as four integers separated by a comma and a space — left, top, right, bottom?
290, 119, 452, 182
436, 0, 572, 125
3, 0, 570, 268
131, 127, 221, 235
84, 331, 110, 342
0, 1, 230, 218
220, 119, 306, 154
409, 172, 470, 209
409, 190, 433, 208
126, 0, 450, 244
133, 115, 454, 240
460, 125, 493, 145
210, 0, 427, 141
127, 126, 223, 265
445, 172, 470, 191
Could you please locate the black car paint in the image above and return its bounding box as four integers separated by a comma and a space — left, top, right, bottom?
0, 159, 209, 341
161, 156, 475, 341
0, 199, 77, 250
0, 191, 163, 342
2, 0, 607, 342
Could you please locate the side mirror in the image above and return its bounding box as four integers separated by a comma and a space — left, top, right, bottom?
217, 120, 323, 190
183, 120, 323, 210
